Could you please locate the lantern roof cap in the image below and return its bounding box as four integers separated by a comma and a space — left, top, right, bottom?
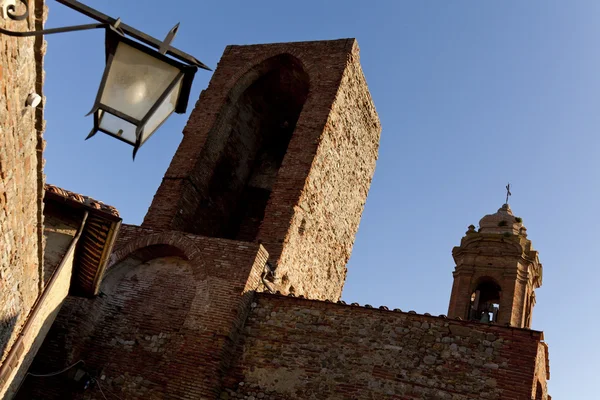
478, 204, 524, 235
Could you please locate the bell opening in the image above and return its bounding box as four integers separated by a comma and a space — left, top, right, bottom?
469, 279, 501, 323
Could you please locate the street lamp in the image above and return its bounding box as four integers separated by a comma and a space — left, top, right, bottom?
0, 0, 210, 159
86, 27, 198, 158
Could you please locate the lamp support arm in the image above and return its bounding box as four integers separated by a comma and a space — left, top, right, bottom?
0, 22, 106, 37
1, 0, 211, 69
56, 0, 210, 70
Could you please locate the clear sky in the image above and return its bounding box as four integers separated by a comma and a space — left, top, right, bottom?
41, 0, 600, 397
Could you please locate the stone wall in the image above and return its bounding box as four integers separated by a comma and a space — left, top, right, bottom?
224, 293, 549, 400
0, 0, 46, 389
275, 41, 379, 301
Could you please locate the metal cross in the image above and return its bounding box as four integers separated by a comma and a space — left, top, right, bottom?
505, 183, 512, 204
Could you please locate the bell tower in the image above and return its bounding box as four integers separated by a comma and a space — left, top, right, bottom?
448, 204, 543, 328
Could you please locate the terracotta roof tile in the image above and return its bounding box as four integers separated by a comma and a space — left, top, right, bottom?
45, 184, 119, 218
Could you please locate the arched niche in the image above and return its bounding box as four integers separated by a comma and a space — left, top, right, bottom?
469, 277, 502, 323
21, 251, 199, 400
190, 54, 310, 241
85, 255, 197, 397
107, 243, 191, 278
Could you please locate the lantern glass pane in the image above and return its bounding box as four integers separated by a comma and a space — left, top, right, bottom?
98, 110, 137, 144
141, 77, 183, 144
101, 41, 181, 121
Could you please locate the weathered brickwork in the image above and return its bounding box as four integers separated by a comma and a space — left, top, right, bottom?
1, 239, 75, 399
275, 41, 379, 301
533, 342, 550, 400
225, 293, 549, 400
1, 194, 101, 399
0, 0, 46, 387
22, 227, 269, 399
143, 39, 380, 301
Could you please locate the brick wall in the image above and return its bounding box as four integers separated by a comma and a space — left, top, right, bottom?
143, 39, 380, 301
224, 293, 548, 400
0, 0, 46, 386
533, 342, 550, 400
275, 41, 379, 301
21, 227, 269, 399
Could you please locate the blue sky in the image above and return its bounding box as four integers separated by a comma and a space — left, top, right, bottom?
41, 1, 600, 397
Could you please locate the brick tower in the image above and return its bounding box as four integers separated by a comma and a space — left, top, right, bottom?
143, 39, 380, 301
448, 204, 543, 328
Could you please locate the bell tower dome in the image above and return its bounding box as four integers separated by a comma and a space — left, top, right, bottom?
447, 204, 543, 328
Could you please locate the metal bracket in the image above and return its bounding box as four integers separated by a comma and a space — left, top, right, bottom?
0, 21, 107, 37
56, 0, 211, 70
1, 0, 26, 21
1, 0, 211, 70
0, 0, 16, 19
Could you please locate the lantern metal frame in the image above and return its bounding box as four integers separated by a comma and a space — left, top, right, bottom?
0, 0, 211, 159
85, 28, 198, 158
